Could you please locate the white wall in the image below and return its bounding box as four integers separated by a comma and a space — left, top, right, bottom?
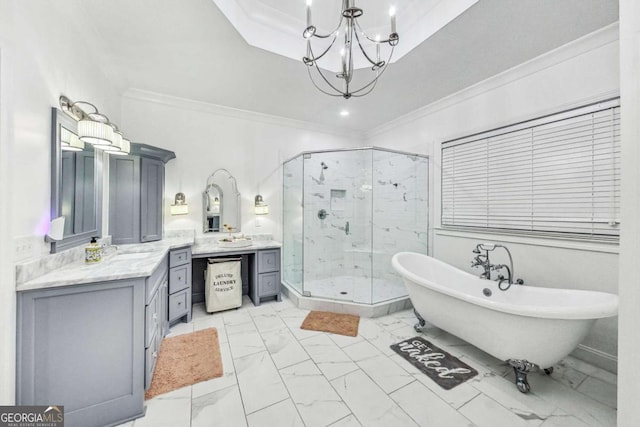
616, 1, 640, 424
367, 24, 620, 370
121, 90, 363, 242
0, 1, 122, 404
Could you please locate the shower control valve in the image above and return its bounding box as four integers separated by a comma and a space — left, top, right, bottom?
317, 209, 329, 220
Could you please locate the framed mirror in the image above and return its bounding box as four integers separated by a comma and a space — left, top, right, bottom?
50, 108, 103, 253
203, 169, 240, 233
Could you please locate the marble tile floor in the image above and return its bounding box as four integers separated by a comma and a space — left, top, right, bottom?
117, 295, 617, 427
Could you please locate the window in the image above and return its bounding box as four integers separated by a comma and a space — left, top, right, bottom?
441, 99, 620, 238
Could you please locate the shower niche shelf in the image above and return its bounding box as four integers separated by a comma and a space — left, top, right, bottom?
330, 189, 346, 211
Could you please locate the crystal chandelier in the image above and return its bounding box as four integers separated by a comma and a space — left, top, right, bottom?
303, 0, 399, 99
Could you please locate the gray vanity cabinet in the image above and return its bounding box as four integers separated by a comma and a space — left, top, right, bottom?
109, 143, 175, 245
252, 248, 282, 305
16, 280, 146, 427
168, 247, 192, 323
109, 156, 141, 244
144, 256, 168, 390
140, 157, 164, 242
17, 257, 171, 427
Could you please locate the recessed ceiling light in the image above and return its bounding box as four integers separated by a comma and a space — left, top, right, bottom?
340, 110, 349, 116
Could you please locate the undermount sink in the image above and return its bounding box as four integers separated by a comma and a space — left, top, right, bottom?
113, 252, 154, 260
217, 237, 252, 248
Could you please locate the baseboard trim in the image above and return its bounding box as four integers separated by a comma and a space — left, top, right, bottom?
280, 281, 412, 318
571, 344, 618, 374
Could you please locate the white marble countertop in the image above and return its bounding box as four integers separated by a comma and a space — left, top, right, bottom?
16, 237, 281, 292
192, 240, 281, 257
16, 237, 194, 292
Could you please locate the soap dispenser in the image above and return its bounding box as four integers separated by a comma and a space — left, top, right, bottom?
85, 236, 102, 264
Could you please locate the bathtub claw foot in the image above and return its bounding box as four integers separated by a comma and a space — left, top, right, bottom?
413, 309, 426, 331
516, 375, 531, 393
508, 359, 537, 394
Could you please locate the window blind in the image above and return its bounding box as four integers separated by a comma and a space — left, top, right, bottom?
441, 99, 620, 238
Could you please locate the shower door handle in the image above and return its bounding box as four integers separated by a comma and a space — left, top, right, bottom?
345, 221, 350, 235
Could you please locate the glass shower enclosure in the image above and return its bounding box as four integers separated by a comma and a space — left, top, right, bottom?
282, 147, 428, 305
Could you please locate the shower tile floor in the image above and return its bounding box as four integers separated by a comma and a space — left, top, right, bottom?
117, 295, 617, 427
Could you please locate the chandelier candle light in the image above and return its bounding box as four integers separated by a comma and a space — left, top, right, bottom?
303, 0, 399, 99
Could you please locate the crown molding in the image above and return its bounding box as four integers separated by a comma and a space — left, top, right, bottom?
366, 22, 620, 140
122, 88, 365, 141
211, 0, 478, 72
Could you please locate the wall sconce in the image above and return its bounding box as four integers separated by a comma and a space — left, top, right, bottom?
59, 95, 130, 155
254, 194, 269, 215
170, 192, 189, 215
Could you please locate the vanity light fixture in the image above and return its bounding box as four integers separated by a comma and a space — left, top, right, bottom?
59, 95, 129, 155
109, 133, 131, 156
102, 126, 123, 152
60, 127, 85, 152
254, 194, 269, 215
303, 0, 399, 99
170, 192, 189, 215
77, 112, 113, 148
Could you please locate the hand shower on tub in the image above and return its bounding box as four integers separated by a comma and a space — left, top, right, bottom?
471, 243, 522, 290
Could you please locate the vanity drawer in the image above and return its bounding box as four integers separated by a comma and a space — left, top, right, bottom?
258, 249, 280, 273
146, 256, 168, 304
169, 263, 191, 294
145, 288, 161, 348
170, 247, 191, 268
169, 289, 189, 321
258, 271, 280, 297
145, 328, 161, 390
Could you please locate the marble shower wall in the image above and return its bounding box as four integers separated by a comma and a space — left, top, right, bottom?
302, 150, 373, 303
372, 151, 429, 303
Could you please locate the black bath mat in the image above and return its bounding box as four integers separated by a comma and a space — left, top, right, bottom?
391, 336, 478, 390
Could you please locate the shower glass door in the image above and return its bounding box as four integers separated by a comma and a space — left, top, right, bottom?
302, 150, 373, 303
282, 155, 304, 294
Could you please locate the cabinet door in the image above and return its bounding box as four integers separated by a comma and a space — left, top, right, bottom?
258, 272, 280, 296
16, 280, 145, 427
109, 156, 141, 244
258, 249, 280, 273
161, 277, 169, 337
140, 157, 164, 242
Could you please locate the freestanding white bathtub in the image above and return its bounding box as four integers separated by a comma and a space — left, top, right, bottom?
391, 252, 618, 392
